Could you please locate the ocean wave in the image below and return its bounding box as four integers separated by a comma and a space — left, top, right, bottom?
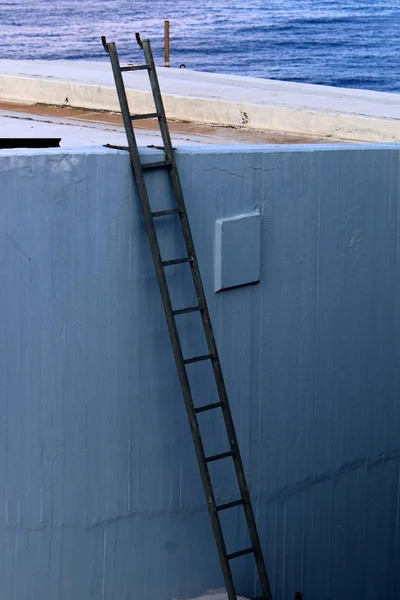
2, 0, 400, 93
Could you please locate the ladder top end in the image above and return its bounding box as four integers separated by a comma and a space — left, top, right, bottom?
135, 32, 150, 48
101, 36, 109, 53
135, 32, 143, 49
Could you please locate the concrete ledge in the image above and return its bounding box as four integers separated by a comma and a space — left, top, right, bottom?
1, 60, 400, 142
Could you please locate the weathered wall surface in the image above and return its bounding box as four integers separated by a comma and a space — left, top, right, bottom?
0, 145, 399, 600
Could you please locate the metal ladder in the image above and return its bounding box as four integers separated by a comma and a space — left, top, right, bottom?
102, 34, 272, 600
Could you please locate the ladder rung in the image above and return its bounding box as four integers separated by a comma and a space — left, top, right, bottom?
194, 401, 223, 414
173, 305, 201, 316
184, 354, 214, 365
216, 499, 245, 511
131, 112, 160, 120
205, 451, 234, 463
152, 208, 181, 218
227, 547, 255, 560
162, 257, 191, 267
121, 64, 149, 71
142, 160, 171, 171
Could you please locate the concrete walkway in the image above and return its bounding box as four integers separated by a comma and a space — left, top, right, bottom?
0, 102, 345, 147
1, 59, 400, 142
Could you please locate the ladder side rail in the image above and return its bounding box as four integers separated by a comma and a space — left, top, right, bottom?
141, 39, 273, 600
106, 41, 237, 600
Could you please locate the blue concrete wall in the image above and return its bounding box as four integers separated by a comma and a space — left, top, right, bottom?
0, 145, 399, 600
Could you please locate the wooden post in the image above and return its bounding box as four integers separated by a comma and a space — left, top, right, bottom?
164, 20, 170, 67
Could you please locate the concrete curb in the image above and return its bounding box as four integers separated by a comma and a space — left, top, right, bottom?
1, 68, 400, 142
